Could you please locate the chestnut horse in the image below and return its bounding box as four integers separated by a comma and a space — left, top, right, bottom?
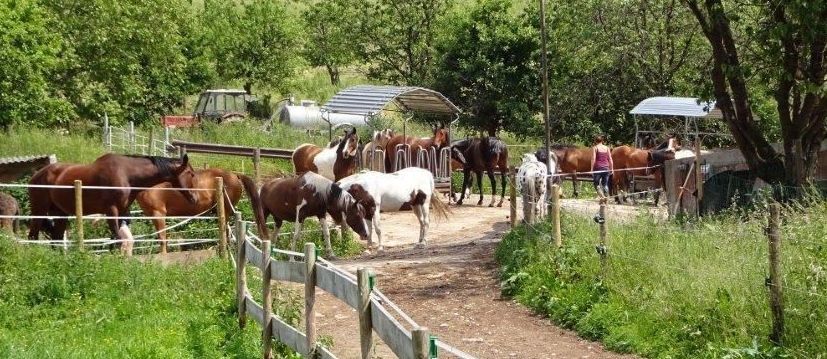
536, 145, 595, 197
135, 168, 260, 253
49, 154, 196, 255
293, 127, 359, 181
384, 124, 450, 172
611, 146, 652, 203
248, 171, 373, 258
27, 162, 77, 240
452, 137, 509, 207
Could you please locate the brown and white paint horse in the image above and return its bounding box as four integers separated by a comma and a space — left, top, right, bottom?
292, 127, 360, 181
248, 171, 373, 257
384, 124, 451, 172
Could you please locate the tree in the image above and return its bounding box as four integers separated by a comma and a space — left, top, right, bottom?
206, 0, 302, 94
0, 0, 71, 129
42, 0, 213, 124
351, 0, 451, 85
302, 0, 357, 85
684, 0, 826, 186
432, 0, 539, 136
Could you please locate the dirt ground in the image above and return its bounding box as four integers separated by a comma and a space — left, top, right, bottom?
312, 196, 642, 359
142, 195, 654, 358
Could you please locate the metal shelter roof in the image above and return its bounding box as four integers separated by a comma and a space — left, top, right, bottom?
630, 96, 723, 119
322, 85, 460, 117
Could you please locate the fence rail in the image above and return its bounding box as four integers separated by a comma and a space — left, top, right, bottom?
234, 216, 475, 359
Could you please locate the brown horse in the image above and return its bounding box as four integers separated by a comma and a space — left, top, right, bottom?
49, 154, 196, 255
0, 192, 18, 234
384, 124, 450, 172
452, 137, 509, 207
536, 145, 595, 197
292, 127, 359, 181
27, 162, 78, 240
248, 171, 373, 258
135, 168, 260, 253
611, 146, 652, 202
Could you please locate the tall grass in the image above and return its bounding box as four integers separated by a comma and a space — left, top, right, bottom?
496, 200, 827, 358
0, 235, 303, 358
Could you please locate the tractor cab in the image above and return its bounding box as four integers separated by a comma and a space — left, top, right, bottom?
193, 89, 254, 122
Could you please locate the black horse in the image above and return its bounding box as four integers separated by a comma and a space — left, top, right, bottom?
452, 137, 509, 207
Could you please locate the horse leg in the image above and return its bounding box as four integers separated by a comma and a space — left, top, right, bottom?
487, 169, 497, 207
373, 210, 383, 252
571, 174, 579, 198
412, 204, 428, 248
319, 216, 335, 259
476, 170, 484, 206
456, 169, 469, 205
290, 220, 304, 261
498, 165, 507, 207
149, 212, 167, 254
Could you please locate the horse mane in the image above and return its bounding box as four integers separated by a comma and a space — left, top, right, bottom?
126, 155, 179, 177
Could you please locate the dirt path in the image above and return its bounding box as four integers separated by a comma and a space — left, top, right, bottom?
313, 197, 639, 359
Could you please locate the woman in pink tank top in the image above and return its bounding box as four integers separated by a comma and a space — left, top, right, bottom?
591, 135, 614, 199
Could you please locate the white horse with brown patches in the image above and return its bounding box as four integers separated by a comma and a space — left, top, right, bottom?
337, 167, 450, 251
248, 171, 374, 257
292, 128, 360, 181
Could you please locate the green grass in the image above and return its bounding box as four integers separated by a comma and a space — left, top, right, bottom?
496, 200, 827, 358
0, 235, 304, 358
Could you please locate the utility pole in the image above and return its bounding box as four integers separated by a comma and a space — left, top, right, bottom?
540, 0, 553, 213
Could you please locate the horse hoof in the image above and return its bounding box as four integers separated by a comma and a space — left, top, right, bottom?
414, 243, 426, 249
377, 246, 385, 253
488, 203, 494, 207
326, 252, 337, 260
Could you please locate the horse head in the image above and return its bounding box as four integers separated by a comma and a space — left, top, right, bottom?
330, 183, 371, 242
378, 129, 395, 147
522, 153, 538, 164
170, 154, 197, 204
431, 123, 449, 148
337, 128, 359, 159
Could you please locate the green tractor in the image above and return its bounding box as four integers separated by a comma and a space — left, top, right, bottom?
162, 89, 270, 127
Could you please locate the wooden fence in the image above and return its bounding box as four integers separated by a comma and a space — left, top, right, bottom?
233, 217, 474, 359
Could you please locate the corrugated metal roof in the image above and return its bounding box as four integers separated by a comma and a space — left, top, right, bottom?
0, 154, 56, 166
322, 85, 460, 116
630, 97, 723, 119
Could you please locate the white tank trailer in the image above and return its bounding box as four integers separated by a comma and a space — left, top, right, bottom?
278, 102, 368, 128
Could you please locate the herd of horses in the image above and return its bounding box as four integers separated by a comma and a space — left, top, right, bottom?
10, 124, 681, 256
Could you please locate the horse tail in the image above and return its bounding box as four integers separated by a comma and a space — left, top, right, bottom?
429, 189, 451, 221
238, 174, 269, 240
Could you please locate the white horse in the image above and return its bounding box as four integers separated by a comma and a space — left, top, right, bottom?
361, 129, 394, 172
337, 167, 450, 251
517, 153, 550, 223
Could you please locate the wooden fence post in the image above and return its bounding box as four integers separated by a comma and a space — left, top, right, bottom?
216, 177, 227, 258
358, 268, 374, 358
694, 137, 703, 216
412, 327, 430, 359
767, 203, 784, 345
509, 166, 517, 228
551, 184, 562, 247
261, 240, 273, 359
254, 148, 261, 184
74, 180, 84, 251
598, 199, 608, 276
304, 243, 318, 357
236, 214, 247, 329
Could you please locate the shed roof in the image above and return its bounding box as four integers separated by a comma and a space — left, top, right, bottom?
322, 85, 460, 117
0, 154, 56, 166
630, 97, 723, 119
